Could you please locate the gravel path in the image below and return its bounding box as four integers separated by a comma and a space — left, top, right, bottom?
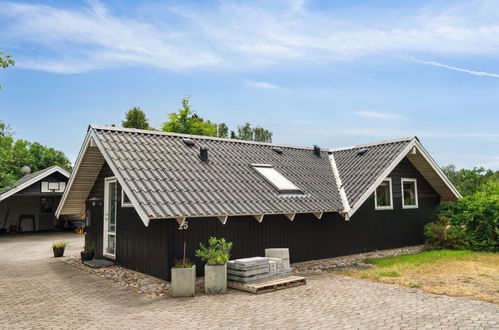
0, 232, 497, 329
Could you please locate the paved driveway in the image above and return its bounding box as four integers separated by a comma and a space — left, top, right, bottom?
0, 233, 497, 329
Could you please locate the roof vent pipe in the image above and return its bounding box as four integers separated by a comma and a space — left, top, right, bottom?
313, 145, 321, 157
199, 146, 209, 162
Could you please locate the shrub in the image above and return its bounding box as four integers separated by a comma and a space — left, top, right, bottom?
428, 180, 498, 252
424, 217, 468, 250
195, 237, 232, 265
83, 241, 96, 252
174, 258, 194, 268
52, 241, 69, 248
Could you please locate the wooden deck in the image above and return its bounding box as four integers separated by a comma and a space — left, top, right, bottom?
227, 275, 306, 294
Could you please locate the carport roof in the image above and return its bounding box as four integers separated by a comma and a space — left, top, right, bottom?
0, 166, 70, 202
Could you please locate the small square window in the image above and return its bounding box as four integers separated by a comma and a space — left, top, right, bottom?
402, 178, 418, 209
252, 164, 302, 194
375, 178, 393, 210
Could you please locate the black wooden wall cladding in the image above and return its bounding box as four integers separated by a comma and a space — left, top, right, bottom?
86, 158, 440, 281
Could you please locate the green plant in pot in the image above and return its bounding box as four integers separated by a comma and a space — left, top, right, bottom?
80, 241, 96, 262
195, 237, 232, 294
171, 242, 196, 297
52, 241, 69, 258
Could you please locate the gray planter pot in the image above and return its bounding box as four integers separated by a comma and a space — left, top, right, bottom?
204, 264, 227, 294
171, 265, 196, 297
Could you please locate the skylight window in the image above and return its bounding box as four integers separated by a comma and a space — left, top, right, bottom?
252, 164, 302, 194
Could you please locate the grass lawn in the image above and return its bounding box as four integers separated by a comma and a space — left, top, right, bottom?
331, 250, 499, 304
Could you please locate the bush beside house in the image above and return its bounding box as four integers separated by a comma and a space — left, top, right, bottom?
425, 180, 498, 252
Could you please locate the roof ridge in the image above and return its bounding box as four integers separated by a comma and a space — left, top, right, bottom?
90, 125, 322, 151
90, 125, 415, 152
329, 136, 415, 152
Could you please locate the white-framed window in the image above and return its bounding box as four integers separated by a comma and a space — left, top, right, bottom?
401, 178, 418, 209
103, 177, 117, 259
252, 164, 302, 194
121, 189, 133, 208
375, 178, 393, 210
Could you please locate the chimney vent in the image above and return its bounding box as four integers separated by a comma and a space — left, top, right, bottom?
357, 148, 368, 156
272, 147, 283, 154
182, 138, 195, 147
199, 146, 209, 162
313, 145, 321, 157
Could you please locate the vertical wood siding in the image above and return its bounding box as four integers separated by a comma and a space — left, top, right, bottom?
86, 157, 440, 281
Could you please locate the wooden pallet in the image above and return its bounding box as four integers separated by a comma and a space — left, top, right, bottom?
227, 275, 306, 294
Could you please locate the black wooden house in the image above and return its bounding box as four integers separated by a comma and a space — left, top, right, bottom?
56, 126, 460, 280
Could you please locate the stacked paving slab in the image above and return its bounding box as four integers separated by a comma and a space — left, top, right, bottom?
227, 248, 293, 284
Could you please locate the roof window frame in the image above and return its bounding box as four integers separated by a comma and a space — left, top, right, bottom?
251, 164, 303, 195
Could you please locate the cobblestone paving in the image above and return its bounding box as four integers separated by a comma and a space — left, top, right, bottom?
0, 233, 498, 329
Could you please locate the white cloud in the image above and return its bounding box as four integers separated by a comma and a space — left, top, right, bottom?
2, 0, 499, 73
245, 81, 284, 91
411, 58, 499, 79
355, 111, 406, 121
0, 1, 220, 72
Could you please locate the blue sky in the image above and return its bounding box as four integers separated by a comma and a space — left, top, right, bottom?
0, 0, 498, 169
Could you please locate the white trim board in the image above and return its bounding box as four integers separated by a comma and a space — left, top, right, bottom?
0, 166, 70, 203
329, 153, 350, 214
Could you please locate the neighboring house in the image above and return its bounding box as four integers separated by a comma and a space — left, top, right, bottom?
56, 126, 461, 280
0, 166, 70, 232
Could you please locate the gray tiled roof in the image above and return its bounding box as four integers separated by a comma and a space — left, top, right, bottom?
331, 138, 413, 207
92, 127, 344, 218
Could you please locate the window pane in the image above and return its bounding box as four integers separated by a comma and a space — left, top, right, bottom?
376, 180, 391, 207
253, 165, 301, 193
106, 234, 115, 255
123, 192, 131, 204
108, 182, 117, 232
403, 181, 416, 206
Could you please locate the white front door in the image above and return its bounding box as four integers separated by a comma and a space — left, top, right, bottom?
103, 177, 117, 259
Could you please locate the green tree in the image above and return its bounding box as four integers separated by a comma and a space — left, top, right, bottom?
162, 96, 218, 136
237, 122, 253, 140
254, 126, 273, 143
442, 165, 498, 196
236, 122, 273, 142
217, 123, 228, 138
0, 51, 15, 89
122, 106, 151, 130
0, 120, 72, 189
